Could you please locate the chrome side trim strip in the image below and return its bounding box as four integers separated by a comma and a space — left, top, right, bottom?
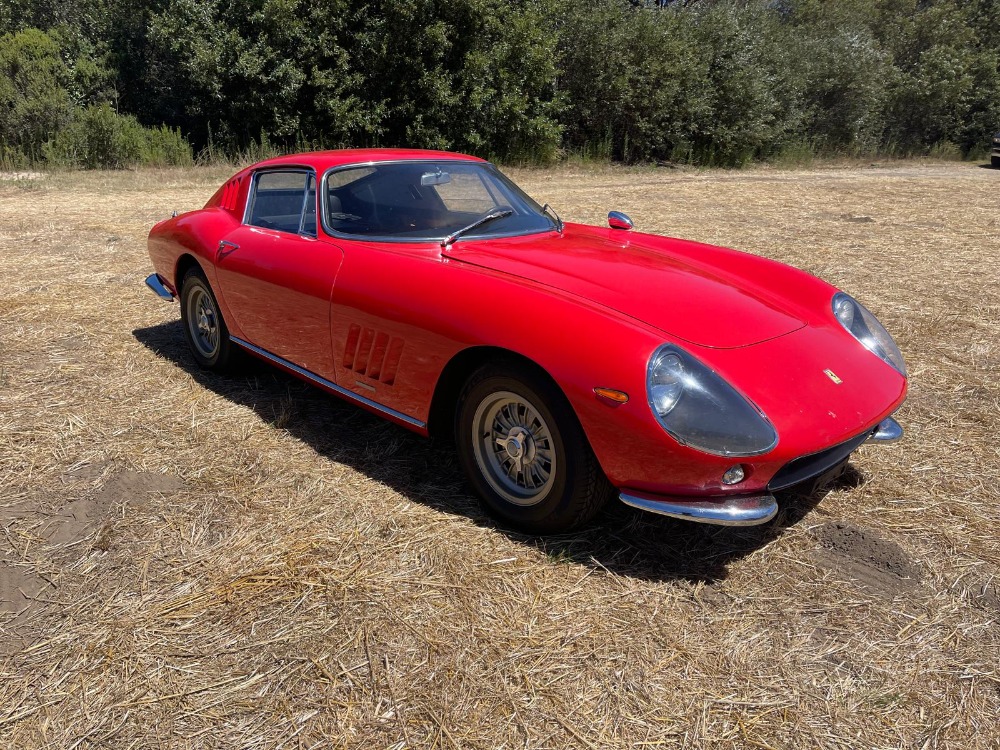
867, 416, 903, 444
230, 337, 426, 430
145, 273, 175, 301
619, 491, 778, 527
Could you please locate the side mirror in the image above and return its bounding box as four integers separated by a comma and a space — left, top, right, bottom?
608, 211, 633, 230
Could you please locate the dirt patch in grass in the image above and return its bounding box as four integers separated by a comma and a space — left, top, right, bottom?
812, 521, 922, 596
0, 558, 48, 618
1, 162, 999, 748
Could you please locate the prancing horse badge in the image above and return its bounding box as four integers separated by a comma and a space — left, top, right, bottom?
824, 369, 843, 385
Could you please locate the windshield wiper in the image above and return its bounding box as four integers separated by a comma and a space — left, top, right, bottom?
542, 203, 563, 233
442, 208, 513, 248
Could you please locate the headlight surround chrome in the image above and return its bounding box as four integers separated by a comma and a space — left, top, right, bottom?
646, 344, 778, 457
832, 293, 906, 376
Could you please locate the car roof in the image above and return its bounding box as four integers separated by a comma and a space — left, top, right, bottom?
251, 148, 486, 172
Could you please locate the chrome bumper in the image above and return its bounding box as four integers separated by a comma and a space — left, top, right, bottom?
145, 273, 175, 301
621, 416, 902, 526
619, 490, 778, 526
867, 416, 903, 443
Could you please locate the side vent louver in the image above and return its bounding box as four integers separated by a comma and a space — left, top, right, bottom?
343, 324, 404, 386
221, 178, 241, 211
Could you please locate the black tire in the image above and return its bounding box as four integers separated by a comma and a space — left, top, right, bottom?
992, 156, 1000, 168
455, 362, 612, 533
179, 267, 234, 371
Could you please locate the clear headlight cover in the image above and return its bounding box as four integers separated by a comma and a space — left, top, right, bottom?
646, 345, 778, 457
832, 293, 906, 376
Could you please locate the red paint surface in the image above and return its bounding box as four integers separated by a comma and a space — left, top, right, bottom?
148, 149, 907, 501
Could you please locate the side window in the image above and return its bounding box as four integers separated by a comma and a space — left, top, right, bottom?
247, 170, 316, 235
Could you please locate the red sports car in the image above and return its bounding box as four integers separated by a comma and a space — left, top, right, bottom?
145, 149, 906, 532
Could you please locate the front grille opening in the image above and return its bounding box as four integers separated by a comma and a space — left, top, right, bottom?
768, 428, 874, 492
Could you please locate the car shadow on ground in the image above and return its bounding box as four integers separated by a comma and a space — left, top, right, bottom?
133, 321, 859, 584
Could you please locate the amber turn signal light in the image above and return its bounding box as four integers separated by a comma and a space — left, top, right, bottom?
594, 387, 629, 404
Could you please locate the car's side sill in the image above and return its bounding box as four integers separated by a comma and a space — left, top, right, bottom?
619, 490, 778, 526
230, 336, 427, 430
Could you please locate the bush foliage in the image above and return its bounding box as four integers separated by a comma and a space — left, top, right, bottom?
2, 0, 1000, 167
43, 104, 192, 168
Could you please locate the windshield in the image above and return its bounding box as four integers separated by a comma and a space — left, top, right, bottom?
322, 161, 556, 242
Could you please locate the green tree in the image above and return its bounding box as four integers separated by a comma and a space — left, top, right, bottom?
7, 0, 1000, 167
688, 2, 803, 164
342, 0, 561, 159
781, 2, 891, 152
133, 0, 562, 160
556, 1, 711, 162
880, 0, 1000, 153
0, 28, 74, 159
556, 1, 802, 165
44, 102, 192, 168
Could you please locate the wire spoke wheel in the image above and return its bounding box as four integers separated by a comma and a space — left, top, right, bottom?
472, 390, 557, 506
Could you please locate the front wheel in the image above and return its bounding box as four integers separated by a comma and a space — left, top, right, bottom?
992, 155, 1000, 168
456, 363, 611, 533
179, 267, 234, 371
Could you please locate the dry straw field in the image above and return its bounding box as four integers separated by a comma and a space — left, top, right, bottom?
1, 160, 999, 749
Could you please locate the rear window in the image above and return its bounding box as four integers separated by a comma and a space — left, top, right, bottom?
246, 170, 316, 235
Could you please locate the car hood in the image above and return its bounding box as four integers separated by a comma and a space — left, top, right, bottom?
449, 224, 823, 348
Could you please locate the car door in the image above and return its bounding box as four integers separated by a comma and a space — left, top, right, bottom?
214, 168, 344, 380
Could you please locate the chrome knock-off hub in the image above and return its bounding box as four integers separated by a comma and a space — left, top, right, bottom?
497, 426, 537, 474
197, 307, 214, 337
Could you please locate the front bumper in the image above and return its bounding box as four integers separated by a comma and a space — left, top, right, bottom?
620, 491, 778, 526
619, 416, 903, 526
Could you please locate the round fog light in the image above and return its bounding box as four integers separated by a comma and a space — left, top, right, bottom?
722, 465, 745, 485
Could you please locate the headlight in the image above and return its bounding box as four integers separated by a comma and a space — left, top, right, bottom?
646, 345, 778, 457
832, 293, 906, 376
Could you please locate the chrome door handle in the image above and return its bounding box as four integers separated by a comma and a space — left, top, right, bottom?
218, 240, 239, 259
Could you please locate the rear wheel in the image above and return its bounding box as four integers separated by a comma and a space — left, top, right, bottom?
456, 363, 611, 533
179, 268, 233, 371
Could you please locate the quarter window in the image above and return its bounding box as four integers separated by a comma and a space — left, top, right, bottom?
247, 170, 316, 235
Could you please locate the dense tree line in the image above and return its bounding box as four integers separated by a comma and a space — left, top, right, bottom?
2, 0, 999, 167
